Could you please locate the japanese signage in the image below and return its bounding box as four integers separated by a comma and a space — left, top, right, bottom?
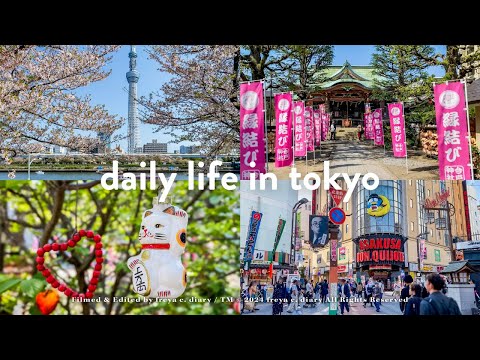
364, 113, 374, 140
314, 109, 321, 146
434, 81, 472, 180
388, 103, 407, 157
365, 102, 371, 114
330, 239, 338, 267
373, 109, 384, 146
337, 265, 347, 272
309, 215, 329, 248
131, 262, 150, 296
294, 101, 306, 157
295, 212, 301, 250
240, 81, 266, 180
243, 211, 263, 262
274, 93, 293, 168
271, 218, 286, 258
354, 234, 407, 267
434, 249, 441, 262
329, 187, 347, 206
305, 106, 315, 152
369, 265, 392, 270
456, 240, 480, 250
339, 247, 346, 260
321, 112, 328, 141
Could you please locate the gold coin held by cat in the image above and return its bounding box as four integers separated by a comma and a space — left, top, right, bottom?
141, 250, 150, 261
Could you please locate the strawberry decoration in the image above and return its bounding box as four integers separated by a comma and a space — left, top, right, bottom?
36, 230, 104, 299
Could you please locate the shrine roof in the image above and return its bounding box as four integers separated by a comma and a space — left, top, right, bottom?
312, 61, 383, 90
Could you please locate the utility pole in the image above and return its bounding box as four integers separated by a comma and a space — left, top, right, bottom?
328, 223, 339, 315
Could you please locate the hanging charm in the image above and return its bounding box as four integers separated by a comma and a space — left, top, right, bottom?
35, 230, 104, 299
127, 195, 188, 299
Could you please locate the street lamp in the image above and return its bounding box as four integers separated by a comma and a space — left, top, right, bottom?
291, 198, 309, 270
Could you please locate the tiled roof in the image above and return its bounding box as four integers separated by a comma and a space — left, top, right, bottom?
467, 78, 480, 104
440, 260, 479, 273
311, 61, 384, 90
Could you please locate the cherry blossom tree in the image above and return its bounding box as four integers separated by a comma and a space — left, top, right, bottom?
0, 45, 123, 154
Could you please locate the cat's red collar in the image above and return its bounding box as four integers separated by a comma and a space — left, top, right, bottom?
142, 244, 170, 250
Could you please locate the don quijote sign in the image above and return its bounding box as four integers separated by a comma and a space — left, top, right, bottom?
354, 234, 407, 266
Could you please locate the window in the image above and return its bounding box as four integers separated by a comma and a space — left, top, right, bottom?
430, 229, 433, 237
427, 189, 431, 197
346, 202, 349, 211
410, 199, 413, 208
409, 180, 412, 186
411, 222, 414, 231
346, 224, 349, 233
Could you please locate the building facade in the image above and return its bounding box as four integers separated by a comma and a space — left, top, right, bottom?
143, 140, 168, 154
300, 180, 469, 288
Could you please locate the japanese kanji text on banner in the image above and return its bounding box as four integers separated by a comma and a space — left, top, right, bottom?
388, 103, 407, 157
274, 93, 293, 168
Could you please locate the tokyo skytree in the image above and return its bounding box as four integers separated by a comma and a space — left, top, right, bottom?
126, 45, 140, 153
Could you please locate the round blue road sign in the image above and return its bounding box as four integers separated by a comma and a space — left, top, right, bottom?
329, 207, 346, 225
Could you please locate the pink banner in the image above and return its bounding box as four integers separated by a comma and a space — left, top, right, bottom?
314, 109, 321, 146
274, 93, 293, 168
320, 105, 328, 141
294, 101, 306, 157
373, 109, 384, 146
434, 81, 472, 180
305, 106, 314, 151
240, 81, 266, 180
388, 103, 407, 157
364, 113, 374, 140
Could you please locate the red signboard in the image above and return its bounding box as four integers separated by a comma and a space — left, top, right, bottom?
337, 265, 347, 272
329, 187, 347, 206
354, 234, 406, 267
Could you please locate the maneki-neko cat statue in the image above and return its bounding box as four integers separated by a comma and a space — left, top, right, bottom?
127, 196, 188, 298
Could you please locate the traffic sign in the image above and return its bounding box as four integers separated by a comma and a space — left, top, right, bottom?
329, 187, 347, 206
329, 207, 346, 225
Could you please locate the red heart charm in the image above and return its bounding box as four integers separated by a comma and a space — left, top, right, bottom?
36, 229, 104, 299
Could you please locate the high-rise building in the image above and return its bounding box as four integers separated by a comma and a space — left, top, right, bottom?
466, 183, 480, 240
126, 45, 140, 154
143, 140, 168, 154
179, 145, 193, 154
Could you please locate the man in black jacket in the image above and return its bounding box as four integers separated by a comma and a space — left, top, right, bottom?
420, 273, 461, 315
400, 275, 413, 313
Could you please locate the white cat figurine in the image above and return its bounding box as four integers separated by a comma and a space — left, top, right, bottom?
127, 203, 188, 298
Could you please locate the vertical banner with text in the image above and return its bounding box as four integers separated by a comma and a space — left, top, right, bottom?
388, 103, 407, 157
271, 218, 286, 260
274, 93, 293, 168
243, 211, 263, 266
364, 113, 374, 140
434, 81, 472, 180
314, 109, 321, 146
305, 106, 314, 151
321, 112, 328, 141
240, 81, 266, 180
294, 101, 306, 157
373, 108, 384, 146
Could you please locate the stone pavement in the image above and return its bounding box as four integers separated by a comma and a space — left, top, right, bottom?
269, 129, 439, 180
242, 292, 404, 316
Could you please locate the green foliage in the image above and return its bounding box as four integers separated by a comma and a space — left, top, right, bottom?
0, 180, 239, 315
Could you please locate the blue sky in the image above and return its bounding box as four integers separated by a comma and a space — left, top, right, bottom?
78, 45, 447, 151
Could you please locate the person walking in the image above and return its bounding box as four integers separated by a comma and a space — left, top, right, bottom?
404, 283, 422, 316
351, 280, 357, 297
287, 280, 300, 313
393, 281, 401, 299
314, 281, 320, 301
320, 279, 329, 303
373, 280, 383, 312
400, 275, 413, 314
363, 278, 374, 308
420, 273, 462, 315
272, 277, 287, 315
330, 122, 336, 140
304, 280, 314, 308
338, 279, 351, 315
356, 281, 363, 300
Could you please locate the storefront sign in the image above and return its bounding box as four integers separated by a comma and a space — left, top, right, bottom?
436, 266, 445, 272
434, 80, 472, 180
423, 189, 450, 208
422, 265, 433, 272
337, 265, 347, 272
243, 211, 263, 262
354, 234, 406, 267
274, 93, 293, 168
456, 240, 480, 250
434, 249, 441, 262
369, 265, 392, 270
339, 247, 346, 260
240, 81, 266, 180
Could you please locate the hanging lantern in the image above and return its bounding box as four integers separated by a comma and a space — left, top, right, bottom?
127, 195, 188, 299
